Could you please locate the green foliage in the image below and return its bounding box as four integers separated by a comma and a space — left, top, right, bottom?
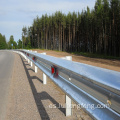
0, 33, 7, 49
22, 0, 120, 57
27, 40, 32, 49
8, 35, 17, 49
17, 39, 22, 49
71, 52, 120, 60
21, 26, 32, 49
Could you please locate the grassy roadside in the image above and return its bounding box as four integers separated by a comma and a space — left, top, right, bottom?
70, 52, 120, 60
30, 49, 120, 60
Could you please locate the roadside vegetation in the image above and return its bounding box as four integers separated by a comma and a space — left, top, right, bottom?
0, 33, 8, 49
0, 34, 17, 49
70, 52, 120, 60
22, 0, 120, 57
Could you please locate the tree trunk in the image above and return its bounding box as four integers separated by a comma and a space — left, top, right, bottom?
59, 23, 61, 51
46, 29, 48, 49
38, 33, 39, 48
69, 25, 70, 51
61, 25, 62, 51
53, 27, 54, 50
63, 27, 65, 51
73, 25, 75, 51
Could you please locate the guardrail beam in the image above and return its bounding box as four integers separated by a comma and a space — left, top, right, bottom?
13, 50, 120, 120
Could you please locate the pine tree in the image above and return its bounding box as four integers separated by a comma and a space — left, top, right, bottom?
27, 0, 120, 57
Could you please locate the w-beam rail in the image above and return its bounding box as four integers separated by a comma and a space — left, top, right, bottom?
14, 50, 120, 120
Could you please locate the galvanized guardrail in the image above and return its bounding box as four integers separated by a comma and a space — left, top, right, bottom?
14, 49, 120, 120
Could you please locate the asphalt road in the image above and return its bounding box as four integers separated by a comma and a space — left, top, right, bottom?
0, 50, 14, 120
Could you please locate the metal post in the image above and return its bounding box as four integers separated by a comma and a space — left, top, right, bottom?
66, 95, 72, 116
28, 59, 30, 63
66, 56, 72, 61
43, 73, 47, 84
65, 56, 72, 116
41, 52, 46, 55
31, 61, 33, 67
22, 32, 23, 49
41, 52, 47, 84
34, 51, 37, 73
35, 66, 37, 73
61, 56, 72, 116
25, 56, 27, 60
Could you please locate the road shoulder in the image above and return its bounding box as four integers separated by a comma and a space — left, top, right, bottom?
5, 53, 40, 120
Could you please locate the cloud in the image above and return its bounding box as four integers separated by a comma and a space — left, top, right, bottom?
0, 0, 96, 42
2, 0, 95, 15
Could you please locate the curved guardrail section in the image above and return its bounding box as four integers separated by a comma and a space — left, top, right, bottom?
14, 50, 120, 120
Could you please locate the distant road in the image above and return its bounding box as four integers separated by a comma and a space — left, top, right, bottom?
0, 50, 14, 120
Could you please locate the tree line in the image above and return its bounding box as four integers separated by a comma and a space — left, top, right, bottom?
0, 33, 7, 49
0, 34, 18, 49
21, 0, 119, 57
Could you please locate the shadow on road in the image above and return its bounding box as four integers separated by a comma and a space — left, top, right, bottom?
20, 56, 65, 120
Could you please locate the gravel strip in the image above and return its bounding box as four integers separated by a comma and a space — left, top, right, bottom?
5, 53, 40, 120
6, 53, 92, 120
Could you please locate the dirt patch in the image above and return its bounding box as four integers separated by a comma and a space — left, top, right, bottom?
32, 49, 120, 72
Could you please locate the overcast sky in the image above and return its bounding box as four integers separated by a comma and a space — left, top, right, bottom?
0, 0, 96, 42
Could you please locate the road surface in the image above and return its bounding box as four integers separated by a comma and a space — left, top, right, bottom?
0, 50, 14, 120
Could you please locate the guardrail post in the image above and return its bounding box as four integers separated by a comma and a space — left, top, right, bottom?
41, 53, 47, 84
65, 56, 72, 61
25, 56, 27, 60
35, 66, 37, 73
28, 59, 30, 63
61, 56, 72, 116
33, 51, 38, 73
31, 61, 33, 67
41, 52, 46, 55
66, 95, 72, 116
65, 56, 72, 116
43, 73, 47, 84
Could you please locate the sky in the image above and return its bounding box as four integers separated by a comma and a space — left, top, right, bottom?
0, 0, 96, 42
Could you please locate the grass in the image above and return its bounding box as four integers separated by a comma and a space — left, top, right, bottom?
28, 48, 120, 60
70, 52, 120, 60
